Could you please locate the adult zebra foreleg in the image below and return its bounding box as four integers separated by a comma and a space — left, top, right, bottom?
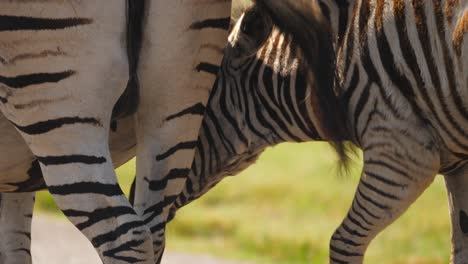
0, 1, 153, 263
0, 193, 34, 264
330, 122, 440, 263
444, 162, 468, 263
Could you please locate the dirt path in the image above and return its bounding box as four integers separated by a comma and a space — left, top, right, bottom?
32, 215, 247, 264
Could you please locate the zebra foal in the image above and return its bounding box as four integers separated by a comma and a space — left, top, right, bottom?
168, 0, 468, 263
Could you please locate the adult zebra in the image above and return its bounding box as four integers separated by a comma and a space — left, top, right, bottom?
0, 0, 231, 263
169, 0, 468, 263
0, 1, 153, 263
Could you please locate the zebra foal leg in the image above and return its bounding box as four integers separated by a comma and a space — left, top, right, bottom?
0, 193, 34, 264
444, 162, 468, 263
330, 132, 439, 263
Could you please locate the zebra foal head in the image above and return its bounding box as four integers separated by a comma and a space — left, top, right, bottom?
188, 0, 349, 195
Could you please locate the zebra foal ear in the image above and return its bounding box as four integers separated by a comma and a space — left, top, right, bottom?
228, 6, 272, 58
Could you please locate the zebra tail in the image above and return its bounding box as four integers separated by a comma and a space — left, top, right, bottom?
112, 0, 146, 121
253, 0, 355, 174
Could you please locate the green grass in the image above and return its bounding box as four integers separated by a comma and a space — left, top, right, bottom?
35, 142, 451, 264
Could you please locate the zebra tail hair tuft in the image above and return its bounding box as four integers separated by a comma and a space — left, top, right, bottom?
112, 0, 147, 121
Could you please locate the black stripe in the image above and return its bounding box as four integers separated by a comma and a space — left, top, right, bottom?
189, 17, 230, 30
357, 188, 389, 210
341, 66, 359, 107
10, 160, 46, 192
379, 152, 423, 171
103, 240, 146, 263
331, 236, 363, 247
203, 121, 219, 180
63, 206, 137, 230
146, 168, 190, 192
341, 222, 367, 238
219, 77, 249, 147
253, 66, 303, 142
294, 73, 321, 139
347, 213, 370, 232
150, 222, 167, 234
395, 1, 468, 149
92, 220, 144, 247
238, 60, 271, 143
48, 182, 122, 196
332, 230, 363, 247
359, 101, 384, 141
351, 203, 374, 226
364, 170, 409, 187
374, 12, 424, 125
0, 71, 75, 89
360, 179, 400, 200
413, 3, 467, 137
156, 141, 197, 161
12, 117, 101, 135
0, 16, 92, 31
153, 240, 163, 247
361, 43, 401, 119
366, 158, 414, 181
165, 103, 205, 121
283, 74, 316, 140
144, 196, 178, 225
441, 160, 468, 175
337, 0, 350, 45
433, 3, 468, 121
249, 61, 285, 142
195, 62, 220, 75
37, 155, 106, 165
355, 197, 381, 219
196, 136, 207, 190
330, 244, 363, 257
143, 195, 179, 216
209, 80, 240, 154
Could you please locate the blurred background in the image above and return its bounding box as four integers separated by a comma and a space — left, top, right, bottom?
35, 1, 451, 263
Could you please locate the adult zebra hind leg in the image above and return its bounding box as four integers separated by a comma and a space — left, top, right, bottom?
330, 126, 440, 263
134, 1, 231, 262
0, 1, 153, 263
0, 193, 34, 264
444, 162, 468, 263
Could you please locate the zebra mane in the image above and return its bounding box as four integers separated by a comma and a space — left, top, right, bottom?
253, 0, 353, 169
111, 0, 146, 121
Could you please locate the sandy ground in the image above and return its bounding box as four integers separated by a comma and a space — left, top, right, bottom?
31, 215, 246, 264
